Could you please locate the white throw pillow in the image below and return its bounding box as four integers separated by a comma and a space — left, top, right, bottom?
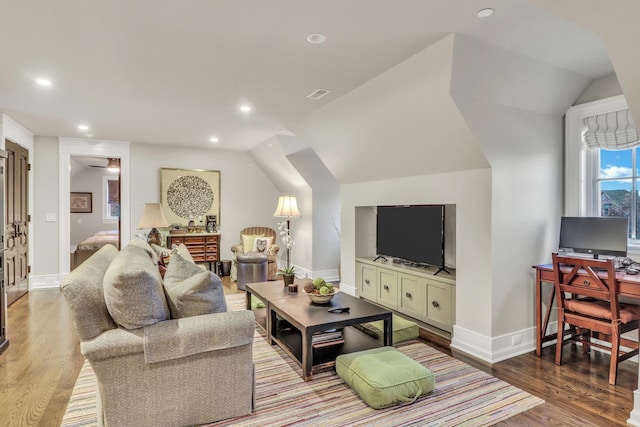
241, 234, 264, 253
253, 236, 273, 254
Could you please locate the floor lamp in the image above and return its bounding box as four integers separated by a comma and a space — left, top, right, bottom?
273, 196, 301, 269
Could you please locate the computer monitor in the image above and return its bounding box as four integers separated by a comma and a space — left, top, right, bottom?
558, 216, 628, 258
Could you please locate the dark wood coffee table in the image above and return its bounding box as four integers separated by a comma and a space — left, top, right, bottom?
245, 280, 305, 342
268, 291, 392, 381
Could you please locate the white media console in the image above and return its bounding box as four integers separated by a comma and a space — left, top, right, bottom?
355, 257, 456, 336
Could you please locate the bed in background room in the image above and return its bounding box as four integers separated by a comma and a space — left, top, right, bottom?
73, 230, 120, 269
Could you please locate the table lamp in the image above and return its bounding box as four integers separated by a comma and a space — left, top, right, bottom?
137, 203, 170, 246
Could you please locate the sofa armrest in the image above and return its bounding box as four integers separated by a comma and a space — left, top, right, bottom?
81, 310, 256, 364
81, 327, 145, 361
231, 244, 244, 256
267, 244, 280, 256
143, 310, 255, 364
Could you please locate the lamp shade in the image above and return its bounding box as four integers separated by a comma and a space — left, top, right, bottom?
273, 196, 301, 218
137, 203, 170, 229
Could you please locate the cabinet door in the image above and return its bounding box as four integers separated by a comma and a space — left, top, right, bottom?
358, 263, 377, 301
377, 269, 398, 309
398, 273, 427, 320
427, 280, 452, 326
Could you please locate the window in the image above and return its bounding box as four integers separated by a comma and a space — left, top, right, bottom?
566, 95, 640, 250
592, 147, 638, 238
103, 175, 120, 223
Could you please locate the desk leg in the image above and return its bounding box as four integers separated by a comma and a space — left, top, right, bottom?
536, 269, 543, 356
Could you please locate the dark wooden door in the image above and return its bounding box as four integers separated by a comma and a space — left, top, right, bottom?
5, 140, 29, 306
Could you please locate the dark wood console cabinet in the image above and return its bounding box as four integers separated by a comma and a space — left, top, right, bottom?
166, 233, 220, 271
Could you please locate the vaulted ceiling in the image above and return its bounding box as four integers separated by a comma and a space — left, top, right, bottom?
0, 0, 622, 153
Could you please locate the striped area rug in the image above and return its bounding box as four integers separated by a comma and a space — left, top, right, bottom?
62, 293, 543, 427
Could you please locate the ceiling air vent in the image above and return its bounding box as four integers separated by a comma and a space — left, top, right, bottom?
306, 88, 331, 100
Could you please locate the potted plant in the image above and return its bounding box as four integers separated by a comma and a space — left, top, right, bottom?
277, 220, 296, 286
277, 266, 296, 286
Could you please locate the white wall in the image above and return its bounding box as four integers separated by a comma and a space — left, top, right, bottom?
574, 73, 622, 105
130, 143, 282, 263
450, 35, 589, 345
341, 169, 492, 336
295, 34, 489, 184
32, 137, 60, 276
287, 148, 340, 279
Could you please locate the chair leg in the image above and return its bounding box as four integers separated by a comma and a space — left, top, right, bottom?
609, 325, 621, 386
555, 313, 564, 365
582, 329, 591, 354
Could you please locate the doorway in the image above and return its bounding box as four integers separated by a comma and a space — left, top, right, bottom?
69, 156, 121, 270
5, 139, 29, 306
58, 138, 130, 277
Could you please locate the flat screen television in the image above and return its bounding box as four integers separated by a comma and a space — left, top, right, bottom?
558, 216, 628, 258
376, 205, 447, 274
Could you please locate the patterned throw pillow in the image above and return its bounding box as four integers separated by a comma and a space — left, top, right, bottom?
241, 233, 264, 253
253, 236, 274, 254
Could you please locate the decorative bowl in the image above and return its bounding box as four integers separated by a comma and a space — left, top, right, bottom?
304, 289, 338, 304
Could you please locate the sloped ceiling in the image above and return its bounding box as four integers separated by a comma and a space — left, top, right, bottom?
294, 35, 488, 184
530, 0, 640, 120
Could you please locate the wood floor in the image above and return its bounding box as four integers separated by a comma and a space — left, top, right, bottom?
0, 278, 637, 427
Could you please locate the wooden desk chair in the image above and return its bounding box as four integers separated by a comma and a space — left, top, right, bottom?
552, 253, 640, 385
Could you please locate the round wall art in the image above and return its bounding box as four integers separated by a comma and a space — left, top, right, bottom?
160, 168, 221, 226
167, 175, 213, 219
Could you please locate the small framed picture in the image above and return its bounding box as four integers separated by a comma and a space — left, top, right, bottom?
206, 215, 217, 233
70, 192, 92, 213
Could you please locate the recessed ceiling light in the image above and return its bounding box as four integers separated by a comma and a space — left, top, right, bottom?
477, 8, 494, 18
36, 78, 52, 87
210, 137, 219, 143
240, 105, 252, 113
307, 33, 326, 44
78, 124, 89, 131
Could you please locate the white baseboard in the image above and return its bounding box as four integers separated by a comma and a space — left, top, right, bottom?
338, 281, 357, 297
30, 274, 62, 290
294, 267, 340, 284
451, 324, 538, 364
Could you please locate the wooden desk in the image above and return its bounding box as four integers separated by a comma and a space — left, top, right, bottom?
533, 264, 640, 356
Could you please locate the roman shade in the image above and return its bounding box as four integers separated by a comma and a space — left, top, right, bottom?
583, 108, 640, 149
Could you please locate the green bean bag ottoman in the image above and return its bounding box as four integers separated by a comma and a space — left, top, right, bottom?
336, 347, 435, 409
354, 314, 419, 344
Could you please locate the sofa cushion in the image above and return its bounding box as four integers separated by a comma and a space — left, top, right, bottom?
336, 347, 435, 409
103, 242, 170, 329
61, 244, 119, 341
163, 251, 227, 318
127, 238, 159, 265
173, 243, 195, 263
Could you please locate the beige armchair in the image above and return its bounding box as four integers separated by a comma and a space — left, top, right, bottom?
62, 244, 255, 427
231, 226, 280, 281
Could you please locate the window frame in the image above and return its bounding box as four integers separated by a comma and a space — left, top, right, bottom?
565, 94, 639, 252
102, 175, 119, 223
